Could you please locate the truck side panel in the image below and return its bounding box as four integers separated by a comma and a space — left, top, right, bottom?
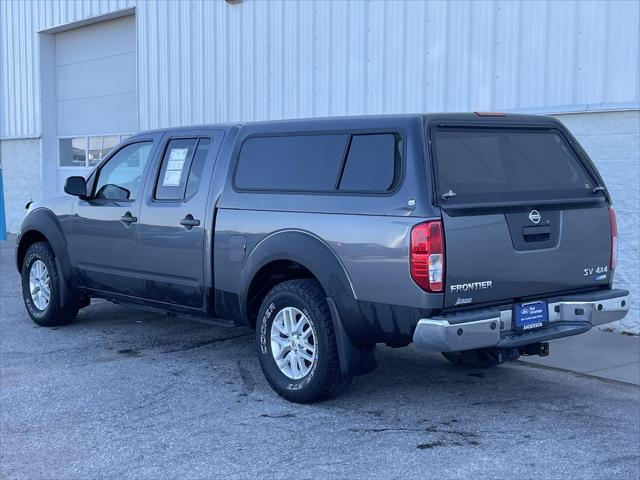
214, 210, 441, 343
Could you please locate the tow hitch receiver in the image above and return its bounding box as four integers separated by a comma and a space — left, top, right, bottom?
494, 348, 518, 363
520, 342, 550, 357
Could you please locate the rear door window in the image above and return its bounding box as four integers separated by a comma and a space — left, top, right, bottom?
431, 128, 596, 203
184, 138, 211, 200
338, 134, 399, 192
235, 134, 348, 191
155, 139, 198, 200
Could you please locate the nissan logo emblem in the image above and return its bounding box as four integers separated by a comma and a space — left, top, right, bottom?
529, 210, 542, 224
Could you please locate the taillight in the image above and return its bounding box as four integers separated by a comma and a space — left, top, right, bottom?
410, 221, 445, 292
609, 207, 618, 269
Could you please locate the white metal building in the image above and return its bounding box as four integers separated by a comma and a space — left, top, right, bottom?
0, 0, 638, 331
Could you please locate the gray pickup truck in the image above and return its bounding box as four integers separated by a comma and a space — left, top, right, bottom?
16, 113, 630, 403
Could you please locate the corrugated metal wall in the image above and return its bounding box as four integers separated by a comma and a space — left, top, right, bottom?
2, 0, 639, 137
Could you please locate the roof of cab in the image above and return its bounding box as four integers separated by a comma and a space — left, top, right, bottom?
422, 111, 561, 126
129, 112, 559, 138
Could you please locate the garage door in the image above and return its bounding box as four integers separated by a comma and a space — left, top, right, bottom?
55, 15, 137, 194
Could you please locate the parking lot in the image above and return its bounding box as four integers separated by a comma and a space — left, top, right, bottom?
1, 239, 639, 479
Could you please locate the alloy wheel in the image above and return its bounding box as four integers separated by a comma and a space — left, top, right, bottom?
29, 259, 51, 311
270, 306, 317, 380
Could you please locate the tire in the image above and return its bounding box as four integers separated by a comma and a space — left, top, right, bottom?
441, 348, 504, 369
21, 242, 78, 327
256, 279, 352, 403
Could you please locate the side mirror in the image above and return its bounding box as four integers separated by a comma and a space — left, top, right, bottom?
64, 176, 87, 197
96, 184, 131, 201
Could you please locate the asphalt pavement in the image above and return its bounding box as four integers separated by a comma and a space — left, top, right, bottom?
1, 239, 639, 479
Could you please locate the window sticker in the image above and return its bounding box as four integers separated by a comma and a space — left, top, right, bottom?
162, 148, 189, 186
163, 170, 182, 187
167, 160, 184, 170
170, 148, 188, 161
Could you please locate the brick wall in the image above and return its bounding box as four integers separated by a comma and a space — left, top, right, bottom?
0, 139, 41, 235
555, 110, 640, 334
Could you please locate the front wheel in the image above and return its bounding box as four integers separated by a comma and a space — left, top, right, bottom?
256, 279, 351, 403
21, 242, 78, 327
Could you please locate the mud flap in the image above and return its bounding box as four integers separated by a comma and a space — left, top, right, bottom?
55, 258, 88, 309
327, 297, 377, 376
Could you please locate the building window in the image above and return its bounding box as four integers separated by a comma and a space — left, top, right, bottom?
58, 137, 87, 167
88, 135, 120, 167
59, 134, 134, 167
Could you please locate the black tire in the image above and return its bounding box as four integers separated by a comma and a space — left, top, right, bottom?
21, 242, 78, 327
256, 279, 352, 403
441, 348, 504, 369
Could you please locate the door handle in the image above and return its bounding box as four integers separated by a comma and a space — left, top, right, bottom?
522, 225, 551, 236
180, 214, 200, 230
120, 211, 138, 227
522, 224, 551, 242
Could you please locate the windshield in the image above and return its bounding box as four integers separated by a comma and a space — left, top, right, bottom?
431, 127, 598, 204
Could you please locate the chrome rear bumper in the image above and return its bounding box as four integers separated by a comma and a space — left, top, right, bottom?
413, 289, 630, 353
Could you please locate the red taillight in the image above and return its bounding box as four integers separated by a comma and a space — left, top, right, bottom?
410, 221, 445, 292
609, 207, 618, 269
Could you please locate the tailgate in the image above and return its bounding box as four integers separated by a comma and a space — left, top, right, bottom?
442, 207, 611, 308
429, 124, 612, 308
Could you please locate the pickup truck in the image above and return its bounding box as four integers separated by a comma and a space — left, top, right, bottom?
16, 113, 630, 403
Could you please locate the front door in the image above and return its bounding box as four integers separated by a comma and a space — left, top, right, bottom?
69, 137, 158, 298
136, 131, 222, 310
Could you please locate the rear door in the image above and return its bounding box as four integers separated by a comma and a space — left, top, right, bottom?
429, 124, 612, 308
136, 130, 223, 310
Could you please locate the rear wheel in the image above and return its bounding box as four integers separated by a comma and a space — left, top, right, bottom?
441, 348, 505, 368
21, 242, 78, 327
255, 279, 351, 403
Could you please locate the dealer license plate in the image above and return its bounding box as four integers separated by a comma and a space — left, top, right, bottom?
514, 301, 548, 331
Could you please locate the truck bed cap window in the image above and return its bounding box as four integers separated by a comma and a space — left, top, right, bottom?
235, 132, 401, 193
235, 134, 348, 191
431, 127, 597, 204
338, 134, 398, 192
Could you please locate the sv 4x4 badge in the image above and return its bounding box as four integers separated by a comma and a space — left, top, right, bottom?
584, 265, 609, 281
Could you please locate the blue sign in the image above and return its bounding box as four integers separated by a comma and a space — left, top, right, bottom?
0, 169, 6, 241
515, 301, 548, 330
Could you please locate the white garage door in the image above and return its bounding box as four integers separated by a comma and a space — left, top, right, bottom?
55, 15, 137, 194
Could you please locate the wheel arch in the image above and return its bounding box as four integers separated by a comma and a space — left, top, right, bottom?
16, 230, 48, 272
240, 230, 357, 329
240, 230, 377, 376
16, 209, 71, 280
245, 259, 317, 328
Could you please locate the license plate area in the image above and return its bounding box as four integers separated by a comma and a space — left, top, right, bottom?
514, 300, 548, 331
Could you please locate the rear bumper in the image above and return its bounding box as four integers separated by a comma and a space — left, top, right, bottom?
412, 289, 630, 353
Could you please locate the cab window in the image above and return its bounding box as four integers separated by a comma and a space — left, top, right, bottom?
154, 138, 212, 201
93, 142, 153, 201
